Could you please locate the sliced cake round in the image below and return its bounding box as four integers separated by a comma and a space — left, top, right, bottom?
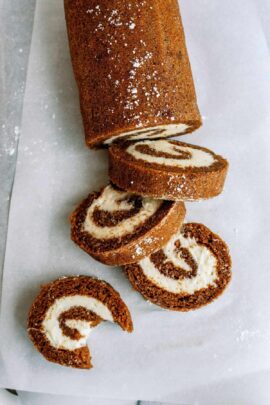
70, 184, 186, 265
124, 223, 232, 311
28, 276, 133, 369
109, 140, 228, 201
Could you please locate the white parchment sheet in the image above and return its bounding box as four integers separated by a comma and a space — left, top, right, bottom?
1, 0, 270, 402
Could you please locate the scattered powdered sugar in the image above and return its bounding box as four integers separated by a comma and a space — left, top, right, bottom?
236, 329, 262, 343
95, 23, 105, 32
123, 51, 155, 126
153, 85, 160, 98
14, 126, 20, 137
167, 175, 188, 194
143, 237, 154, 245
235, 324, 270, 348
0, 126, 21, 157
85, 1, 166, 129
131, 52, 153, 70
86, 5, 101, 15
135, 245, 143, 255
176, 184, 186, 192
108, 9, 123, 27
7, 147, 15, 156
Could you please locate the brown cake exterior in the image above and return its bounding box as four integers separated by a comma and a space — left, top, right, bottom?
64, 0, 202, 148
28, 276, 133, 369
70, 184, 186, 265
109, 140, 229, 201
124, 223, 232, 311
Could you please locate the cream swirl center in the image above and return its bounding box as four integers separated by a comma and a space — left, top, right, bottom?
42, 295, 113, 350
126, 140, 216, 168
104, 123, 190, 144
139, 231, 218, 294
83, 185, 161, 239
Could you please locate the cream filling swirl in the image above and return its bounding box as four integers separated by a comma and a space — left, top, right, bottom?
83, 185, 161, 239
104, 123, 189, 144
42, 295, 113, 350
126, 140, 216, 168
139, 232, 218, 295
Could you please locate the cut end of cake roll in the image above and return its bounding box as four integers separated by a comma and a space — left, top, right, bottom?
109, 140, 229, 201
27, 276, 133, 369
70, 184, 186, 266
103, 123, 192, 145
91, 121, 202, 148
124, 223, 232, 311
64, 0, 202, 148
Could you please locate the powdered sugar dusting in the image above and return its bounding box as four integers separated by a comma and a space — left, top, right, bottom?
84, 1, 168, 129
135, 245, 143, 255
0, 125, 21, 157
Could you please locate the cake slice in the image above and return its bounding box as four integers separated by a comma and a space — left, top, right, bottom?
124, 223, 232, 311
70, 184, 186, 265
28, 276, 133, 369
109, 140, 228, 201
64, 0, 201, 147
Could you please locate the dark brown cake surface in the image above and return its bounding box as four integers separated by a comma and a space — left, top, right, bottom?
28, 276, 133, 369
109, 140, 229, 201
64, 0, 201, 147
124, 223, 232, 311
70, 184, 186, 265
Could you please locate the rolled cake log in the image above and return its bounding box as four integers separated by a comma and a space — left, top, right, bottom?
124, 223, 232, 311
109, 140, 228, 201
64, 0, 202, 148
70, 184, 186, 266
28, 276, 133, 369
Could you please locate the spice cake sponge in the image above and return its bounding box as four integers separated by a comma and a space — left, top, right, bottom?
70, 184, 186, 265
109, 140, 229, 201
125, 223, 232, 311
28, 276, 133, 369
64, 0, 202, 147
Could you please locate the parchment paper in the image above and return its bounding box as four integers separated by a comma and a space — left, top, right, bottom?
0, 0, 36, 299
1, 0, 270, 402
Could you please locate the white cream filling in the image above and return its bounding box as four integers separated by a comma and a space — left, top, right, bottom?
104, 123, 189, 145
139, 232, 218, 295
42, 295, 113, 350
65, 319, 94, 337
83, 185, 161, 239
126, 140, 216, 168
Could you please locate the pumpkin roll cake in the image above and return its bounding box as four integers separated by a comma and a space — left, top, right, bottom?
109, 140, 228, 201
64, 0, 202, 148
28, 276, 133, 369
70, 184, 186, 265
124, 223, 232, 311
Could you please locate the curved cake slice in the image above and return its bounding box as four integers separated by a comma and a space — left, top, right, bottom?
70, 184, 186, 266
64, 0, 201, 147
28, 276, 133, 369
109, 140, 228, 201
109, 139, 228, 201
124, 223, 232, 311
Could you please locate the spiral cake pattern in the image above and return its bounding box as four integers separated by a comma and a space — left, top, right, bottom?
28, 276, 133, 369
70, 184, 186, 265
109, 140, 228, 201
125, 223, 232, 311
